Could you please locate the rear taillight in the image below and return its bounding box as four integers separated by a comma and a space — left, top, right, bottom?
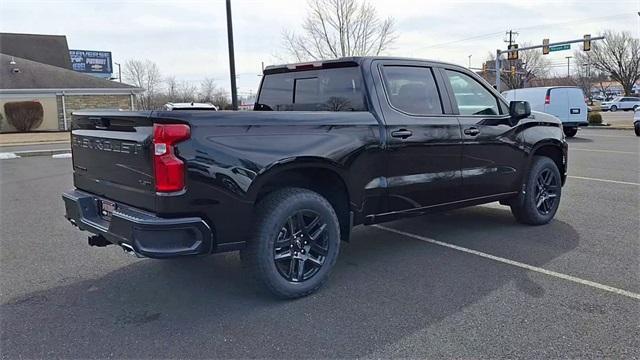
545, 94, 550, 104
153, 123, 190, 193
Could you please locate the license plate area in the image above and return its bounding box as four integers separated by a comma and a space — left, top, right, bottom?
97, 199, 117, 219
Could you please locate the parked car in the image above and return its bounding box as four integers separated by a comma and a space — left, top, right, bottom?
163, 102, 218, 111
502, 86, 587, 138
600, 97, 640, 112
634, 109, 640, 136
63, 57, 568, 298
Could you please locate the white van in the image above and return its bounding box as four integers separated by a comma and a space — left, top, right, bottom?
502, 86, 588, 137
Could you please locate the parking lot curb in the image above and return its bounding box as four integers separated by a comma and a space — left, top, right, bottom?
584, 126, 633, 130
12, 148, 71, 157
0, 140, 70, 148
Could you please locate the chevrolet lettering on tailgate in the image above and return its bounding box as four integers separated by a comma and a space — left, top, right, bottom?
72, 135, 143, 155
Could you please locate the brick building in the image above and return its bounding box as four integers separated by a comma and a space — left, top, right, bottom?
0, 33, 142, 132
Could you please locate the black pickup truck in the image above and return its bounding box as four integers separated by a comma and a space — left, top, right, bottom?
63, 56, 567, 298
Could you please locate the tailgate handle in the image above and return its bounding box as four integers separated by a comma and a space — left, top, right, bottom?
89, 117, 110, 130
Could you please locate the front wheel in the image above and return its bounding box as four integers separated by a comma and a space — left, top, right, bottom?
610, 105, 618, 112
510, 156, 562, 225
635, 122, 640, 136
241, 188, 340, 298
563, 127, 578, 138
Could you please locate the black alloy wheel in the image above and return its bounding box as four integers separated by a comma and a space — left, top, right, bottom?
241, 188, 340, 298
273, 209, 329, 282
533, 168, 559, 215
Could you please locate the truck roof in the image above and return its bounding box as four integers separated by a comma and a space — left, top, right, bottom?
263, 56, 462, 74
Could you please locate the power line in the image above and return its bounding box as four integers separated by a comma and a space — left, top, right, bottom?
415, 12, 633, 51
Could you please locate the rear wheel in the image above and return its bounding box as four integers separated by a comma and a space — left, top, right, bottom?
635, 122, 640, 137
510, 156, 562, 225
241, 188, 340, 298
610, 105, 618, 112
563, 127, 578, 138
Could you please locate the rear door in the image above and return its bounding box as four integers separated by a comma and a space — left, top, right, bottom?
71, 112, 157, 211
546, 88, 569, 122
567, 88, 587, 123
441, 68, 526, 199
372, 60, 463, 216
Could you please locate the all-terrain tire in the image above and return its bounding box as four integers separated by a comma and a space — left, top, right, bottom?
241, 188, 340, 299
510, 156, 562, 225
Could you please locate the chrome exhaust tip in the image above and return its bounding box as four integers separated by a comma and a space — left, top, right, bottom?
120, 243, 144, 258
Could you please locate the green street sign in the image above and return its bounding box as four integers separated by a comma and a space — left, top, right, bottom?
549, 44, 571, 52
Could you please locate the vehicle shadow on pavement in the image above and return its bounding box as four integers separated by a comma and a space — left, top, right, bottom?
1, 206, 579, 359
566, 137, 594, 143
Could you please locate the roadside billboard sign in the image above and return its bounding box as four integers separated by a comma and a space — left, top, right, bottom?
69, 49, 112, 78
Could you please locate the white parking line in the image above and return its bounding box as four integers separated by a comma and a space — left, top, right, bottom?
568, 175, 640, 186
374, 225, 640, 301
571, 148, 638, 155
578, 133, 637, 138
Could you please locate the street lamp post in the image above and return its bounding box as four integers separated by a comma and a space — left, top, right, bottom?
468, 54, 472, 69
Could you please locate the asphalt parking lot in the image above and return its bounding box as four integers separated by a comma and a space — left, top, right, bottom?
1, 129, 638, 359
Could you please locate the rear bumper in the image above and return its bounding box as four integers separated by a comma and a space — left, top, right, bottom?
62, 189, 213, 258
563, 122, 588, 128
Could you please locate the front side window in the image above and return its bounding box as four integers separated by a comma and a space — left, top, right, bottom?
445, 70, 500, 116
381, 66, 443, 115
256, 67, 366, 111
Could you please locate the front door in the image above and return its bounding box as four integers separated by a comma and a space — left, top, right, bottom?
440, 68, 527, 200
372, 61, 463, 218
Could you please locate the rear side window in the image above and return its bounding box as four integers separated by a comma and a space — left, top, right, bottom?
381, 66, 443, 115
256, 67, 366, 111
445, 70, 500, 116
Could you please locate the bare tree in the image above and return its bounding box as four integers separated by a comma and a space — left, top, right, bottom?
175, 81, 198, 102
165, 76, 178, 100
485, 43, 551, 90
198, 78, 217, 103
574, 30, 640, 96
123, 59, 162, 109
211, 89, 230, 110
282, 0, 396, 61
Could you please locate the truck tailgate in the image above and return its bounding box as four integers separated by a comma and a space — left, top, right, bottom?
71, 113, 156, 211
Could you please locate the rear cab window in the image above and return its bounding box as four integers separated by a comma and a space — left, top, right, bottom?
255, 66, 367, 111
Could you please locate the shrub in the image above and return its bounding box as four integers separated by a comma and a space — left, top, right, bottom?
588, 111, 603, 125
3, 101, 44, 132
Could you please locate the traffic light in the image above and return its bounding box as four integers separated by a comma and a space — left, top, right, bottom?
542, 39, 550, 55
482, 62, 488, 73
583, 34, 591, 51
510, 65, 516, 77
507, 44, 519, 60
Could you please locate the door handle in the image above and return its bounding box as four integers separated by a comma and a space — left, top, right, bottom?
391, 129, 413, 139
463, 127, 480, 136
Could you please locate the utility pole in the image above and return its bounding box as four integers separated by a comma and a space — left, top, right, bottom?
565, 56, 572, 78
226, 0, 238, 110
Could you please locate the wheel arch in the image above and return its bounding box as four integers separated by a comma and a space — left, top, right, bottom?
247, 157, 354, 242
528, 140, 567, 185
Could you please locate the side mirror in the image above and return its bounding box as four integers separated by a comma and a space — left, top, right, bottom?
509, 100, 531, 123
